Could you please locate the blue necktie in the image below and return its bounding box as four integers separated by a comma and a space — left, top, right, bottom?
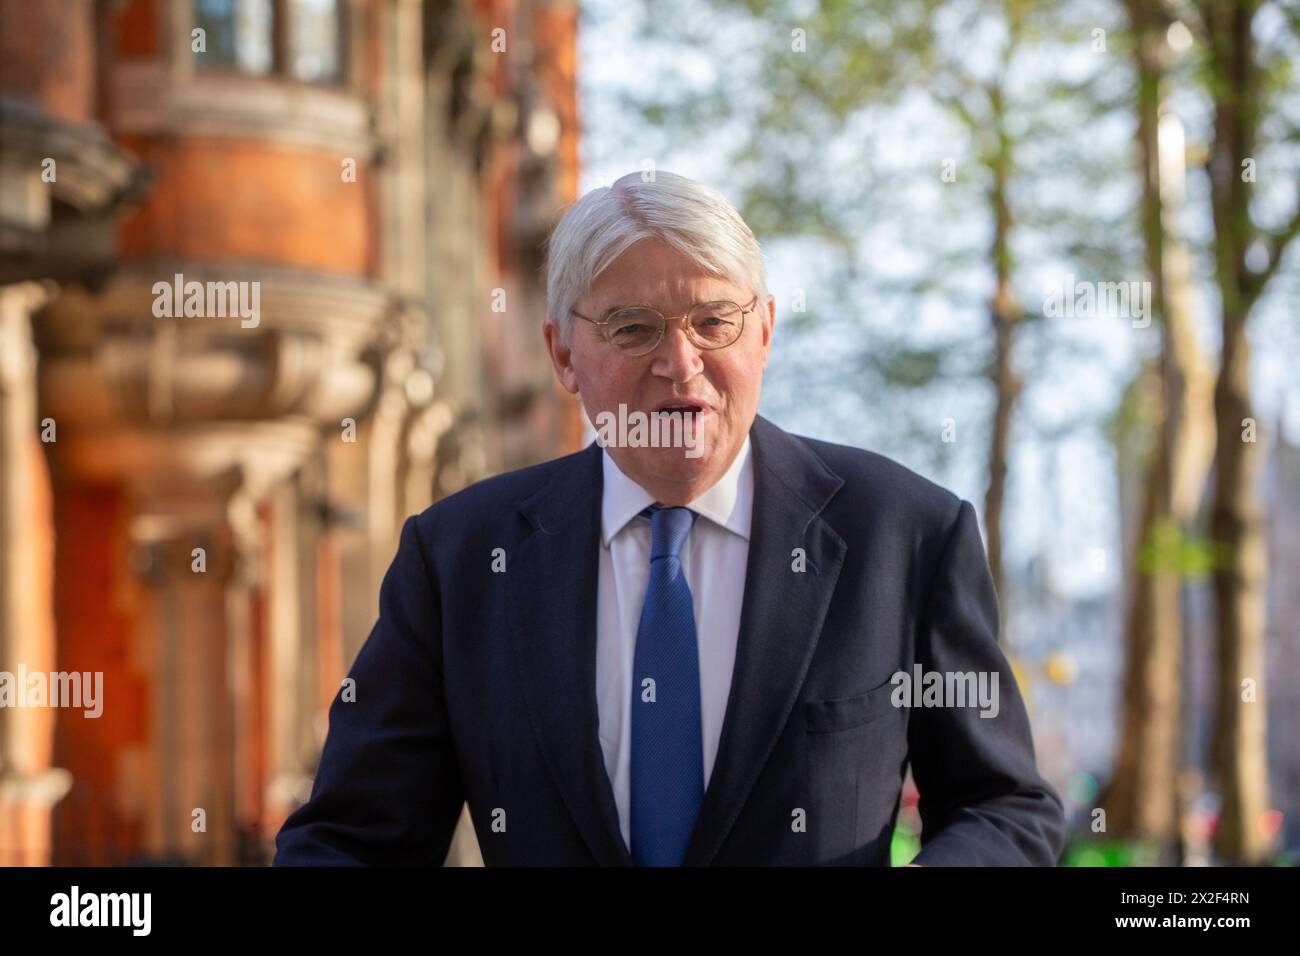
630, 504, 703, 866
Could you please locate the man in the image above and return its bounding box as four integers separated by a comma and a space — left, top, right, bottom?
274, 171, 1066, 866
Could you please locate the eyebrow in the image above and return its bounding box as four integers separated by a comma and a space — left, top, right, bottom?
596, 298, 735, 318
599, 303, 643, 317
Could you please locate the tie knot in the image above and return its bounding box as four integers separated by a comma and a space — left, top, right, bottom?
641, 504, 696, 560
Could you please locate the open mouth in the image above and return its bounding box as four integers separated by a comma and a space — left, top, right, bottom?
653, 402, 705, 419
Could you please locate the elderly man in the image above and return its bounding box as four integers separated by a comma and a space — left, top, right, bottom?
274, 171, 1066, 867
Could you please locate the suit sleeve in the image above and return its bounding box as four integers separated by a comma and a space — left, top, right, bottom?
906, 499, 1066, 866
274, 513, 466, 865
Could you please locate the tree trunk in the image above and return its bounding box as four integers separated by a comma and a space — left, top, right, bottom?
983, 82, 1020, 640
1209, 313, 1270, 863
1204, 0, 1272, 865
1105, 4, 1215, 855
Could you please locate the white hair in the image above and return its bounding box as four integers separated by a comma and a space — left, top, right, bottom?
545, 170, 768, 343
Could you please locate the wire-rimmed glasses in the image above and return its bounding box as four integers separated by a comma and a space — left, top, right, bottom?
570, 295, 759, 357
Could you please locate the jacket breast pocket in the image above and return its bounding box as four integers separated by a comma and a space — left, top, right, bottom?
804, 679, 897, 733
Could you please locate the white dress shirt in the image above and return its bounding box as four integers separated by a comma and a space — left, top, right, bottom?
595, 436, 754, 853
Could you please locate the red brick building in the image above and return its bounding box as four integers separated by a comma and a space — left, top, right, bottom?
0, 0, 582, 865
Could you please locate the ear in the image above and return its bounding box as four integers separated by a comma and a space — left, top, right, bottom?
760, 294, 776, 370
544, 318, 580, 394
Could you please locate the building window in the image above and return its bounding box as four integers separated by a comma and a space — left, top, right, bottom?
288, 0, 343, 84
193, 0, 344, 85
195, 0, 274, 75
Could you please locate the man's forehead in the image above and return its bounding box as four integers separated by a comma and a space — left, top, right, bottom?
581, 273, 742, 310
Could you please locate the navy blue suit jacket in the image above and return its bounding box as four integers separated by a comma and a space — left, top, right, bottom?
275, 414, 1065, 865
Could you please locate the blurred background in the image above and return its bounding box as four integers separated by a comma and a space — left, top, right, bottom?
0, 0, 1295, 867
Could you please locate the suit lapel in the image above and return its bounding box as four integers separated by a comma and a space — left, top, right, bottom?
506, 444, 633, 866
681, 415, 846, 865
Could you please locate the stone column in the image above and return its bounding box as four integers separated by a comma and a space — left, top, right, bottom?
0, 282, 67, 866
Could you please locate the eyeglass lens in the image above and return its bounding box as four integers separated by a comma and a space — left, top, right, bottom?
605, 301, 743, 353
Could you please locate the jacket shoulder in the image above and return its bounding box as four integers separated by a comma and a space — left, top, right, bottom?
794, 432, 964, 531
408, 444, 593, 538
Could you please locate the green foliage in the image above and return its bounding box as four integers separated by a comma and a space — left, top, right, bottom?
890, 825, 922, 866
1136, 517, 1234, 579
1062, 839, 1164, 866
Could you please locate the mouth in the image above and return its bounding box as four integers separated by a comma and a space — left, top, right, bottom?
652, 400, 709, 420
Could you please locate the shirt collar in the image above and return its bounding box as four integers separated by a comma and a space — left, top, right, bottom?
601, 434, 754, 547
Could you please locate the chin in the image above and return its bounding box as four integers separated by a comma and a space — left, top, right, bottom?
643, 440, 723, 484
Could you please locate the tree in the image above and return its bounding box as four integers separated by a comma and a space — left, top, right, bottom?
1189, 0, 1299, 865
1104, 0, 1216, 860
605, 0, 1125, 639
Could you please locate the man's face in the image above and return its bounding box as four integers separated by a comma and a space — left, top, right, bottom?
545, 237, 775, 501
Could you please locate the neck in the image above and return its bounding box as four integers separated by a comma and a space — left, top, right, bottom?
617, 437, 746, 507
642, 479, 714, 508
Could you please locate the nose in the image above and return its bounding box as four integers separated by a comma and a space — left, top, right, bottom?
650, 321, 704, 382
